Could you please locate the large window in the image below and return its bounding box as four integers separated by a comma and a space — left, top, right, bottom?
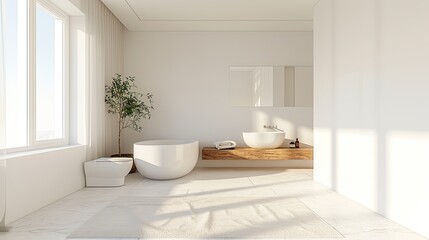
35, 3, 66, 141
4, 0, 28, 149
4, 0, 69, 151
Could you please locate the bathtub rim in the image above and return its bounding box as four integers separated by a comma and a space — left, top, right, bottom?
134, 139, 198, 146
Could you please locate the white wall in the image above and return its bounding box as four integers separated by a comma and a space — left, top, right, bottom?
230, 70, 253, 106
0, 0, 6, 229
5, 146, 86, 224
123, 31, 313, 167
314, 0, 429, 237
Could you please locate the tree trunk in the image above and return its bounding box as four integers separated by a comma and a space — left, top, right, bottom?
114, 116, 136, 174
118, 117, 122, 156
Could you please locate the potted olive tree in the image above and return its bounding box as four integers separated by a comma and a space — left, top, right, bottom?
105, 73, 154, 173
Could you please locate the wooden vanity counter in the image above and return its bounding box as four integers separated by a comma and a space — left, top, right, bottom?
202, 145, 313, 161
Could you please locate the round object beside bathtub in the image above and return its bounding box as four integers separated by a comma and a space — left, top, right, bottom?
134, 139, 199, 180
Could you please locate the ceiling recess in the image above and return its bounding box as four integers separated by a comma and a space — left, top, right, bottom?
101, 0, 317, 31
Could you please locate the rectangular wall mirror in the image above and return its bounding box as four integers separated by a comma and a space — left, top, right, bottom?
230, 66, 313, 107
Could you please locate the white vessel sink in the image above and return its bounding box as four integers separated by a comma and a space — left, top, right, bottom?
243, 131, 285, 149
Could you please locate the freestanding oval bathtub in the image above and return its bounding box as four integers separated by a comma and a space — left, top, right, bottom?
134, 139, 199, 180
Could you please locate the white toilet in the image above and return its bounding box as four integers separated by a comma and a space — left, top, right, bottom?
84, 157, 133, 187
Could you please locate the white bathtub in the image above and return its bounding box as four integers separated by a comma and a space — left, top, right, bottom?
134, 139, 199, 180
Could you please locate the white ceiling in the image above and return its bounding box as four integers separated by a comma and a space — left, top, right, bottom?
101, 0, 318, 31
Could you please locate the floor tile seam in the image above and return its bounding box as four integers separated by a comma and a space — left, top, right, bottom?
121, 187, 191, 190
272, 188, 280, 197
9, 200, 115, 229
64, 198, 121, 237
248, 177, 256, 186
296, 197, 346, 238
304, 172, 313, 178
270, 187, 279, 197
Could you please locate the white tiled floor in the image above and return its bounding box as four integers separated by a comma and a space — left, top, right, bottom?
0, 168, 427, 240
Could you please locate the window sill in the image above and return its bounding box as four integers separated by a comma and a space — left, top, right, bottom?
5, 145, 85, 160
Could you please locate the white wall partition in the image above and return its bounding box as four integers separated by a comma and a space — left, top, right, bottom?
6, 146, 85, 223
314, 0, 429, 237
0, 0, 6, 230
124, 32, 314, 167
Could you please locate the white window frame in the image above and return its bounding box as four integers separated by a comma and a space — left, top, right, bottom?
6, 0, 69, 153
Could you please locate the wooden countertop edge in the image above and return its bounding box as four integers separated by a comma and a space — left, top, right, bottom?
201, 146, 313, 160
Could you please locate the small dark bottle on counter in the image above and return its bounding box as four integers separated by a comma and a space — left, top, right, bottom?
295, 138, 300, 148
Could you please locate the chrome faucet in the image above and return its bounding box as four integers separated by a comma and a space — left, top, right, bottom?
264, 124, 284, 132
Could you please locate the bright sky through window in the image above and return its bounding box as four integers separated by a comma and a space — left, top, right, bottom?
4, 0, 28, 148
36, 4, 64, 141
